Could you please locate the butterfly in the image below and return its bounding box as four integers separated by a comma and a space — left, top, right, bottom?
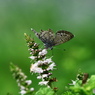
31, 28, 74, 50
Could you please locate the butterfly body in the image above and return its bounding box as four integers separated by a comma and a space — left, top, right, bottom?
31, 29, 74, 49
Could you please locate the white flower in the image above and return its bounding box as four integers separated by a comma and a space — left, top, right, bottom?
72, 80, 76, 85
29, 56, 36, 60
18, 83, 20, 87
39, 81, 49, 85
36, 60, 43, 65
35, 58, 53, 66
37, 74, 48, 79
69, 80, 76, 85
25, 80, 32, 85
47, 62, 56, 71
44, 58, 52, 64
42, 74, 48, 78
30, 49, 34, 51
37, 75, 42, 79
34, 43, 37, 46
17, 79, 20, 83
30, 64, 43, 73
30, 88, 34, 91
20, 85, 25, 90
20, 90, 26, 95
19, 72, 27, 79
19, 72, 24, 76
39, 49, 47, 56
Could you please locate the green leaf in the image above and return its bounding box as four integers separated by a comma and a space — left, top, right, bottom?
61, 91, 75, 95
83, 75, 95, 93
35, 87, 55, 95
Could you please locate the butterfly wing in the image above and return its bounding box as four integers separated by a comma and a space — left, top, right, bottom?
37, 29, 55, 43
32, 29, 55, 48
53, 30, 74, 46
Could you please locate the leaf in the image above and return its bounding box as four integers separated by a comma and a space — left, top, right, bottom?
35, 87, 55, 95
83, 75, 95, 93
61, 91, 75, 95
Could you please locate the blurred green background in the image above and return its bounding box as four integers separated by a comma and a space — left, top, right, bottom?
0, 0, 95, 94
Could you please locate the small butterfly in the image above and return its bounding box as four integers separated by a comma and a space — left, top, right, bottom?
31, 28, 74, 50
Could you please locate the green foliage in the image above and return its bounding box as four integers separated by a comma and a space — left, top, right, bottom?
35, 87, 55, 95
62, 91, 76, 95
62, 75, 95, 95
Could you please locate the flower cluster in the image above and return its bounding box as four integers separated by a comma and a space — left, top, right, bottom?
24, 33, 57, 88
10, 63, 34, 95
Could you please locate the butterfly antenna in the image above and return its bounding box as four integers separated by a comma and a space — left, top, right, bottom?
31, 28, 39, 37
31, 28, 37, 33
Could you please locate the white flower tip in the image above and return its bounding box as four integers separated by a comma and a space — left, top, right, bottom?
25, 80, 32, 85
47, 62, 56, 71
37, 75, 42, 79
20, 90, 26, 95
29, 56, 36, 60
30, 88, 34, 91
42, 74, 48, 78
20, 86, 25, 90
69, 80, 76, 85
